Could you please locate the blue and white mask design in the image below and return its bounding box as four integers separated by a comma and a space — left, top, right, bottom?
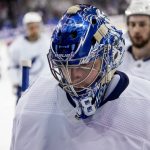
47, 4, 125, 119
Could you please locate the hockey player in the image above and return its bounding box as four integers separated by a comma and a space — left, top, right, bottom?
8, 12, 50, 100
119, 0, 150, 80
10, 5, 150, 150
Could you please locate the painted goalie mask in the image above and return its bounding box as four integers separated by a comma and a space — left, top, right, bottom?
47, 4, 125, 119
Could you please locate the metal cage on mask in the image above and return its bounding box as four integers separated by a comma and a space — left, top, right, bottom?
48, 52, 103, 96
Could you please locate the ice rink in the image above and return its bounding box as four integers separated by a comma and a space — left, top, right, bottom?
0, 41, 16, 150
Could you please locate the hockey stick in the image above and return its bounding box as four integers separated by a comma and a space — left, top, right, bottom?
21, 60, 31, 92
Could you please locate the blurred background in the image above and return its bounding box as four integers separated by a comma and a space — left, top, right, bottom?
0, 0, 130, 150
0, 0, 130, 42
0, 0, 129, 29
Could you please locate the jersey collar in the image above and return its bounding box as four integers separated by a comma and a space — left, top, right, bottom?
128, 46, 150, 62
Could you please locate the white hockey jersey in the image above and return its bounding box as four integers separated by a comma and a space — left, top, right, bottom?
8, 33, 51, 86
119, 46, 150, 81
10, 72, 150, 150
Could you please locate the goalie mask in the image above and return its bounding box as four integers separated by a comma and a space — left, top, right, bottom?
47, 4, 125, 119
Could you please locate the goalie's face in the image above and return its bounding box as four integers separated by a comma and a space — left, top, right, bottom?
61, 58, 101, 91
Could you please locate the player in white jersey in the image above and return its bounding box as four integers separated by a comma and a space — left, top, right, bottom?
119, 0, 150, 80
10, 5, 150, 150
8, 12, 50, 100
